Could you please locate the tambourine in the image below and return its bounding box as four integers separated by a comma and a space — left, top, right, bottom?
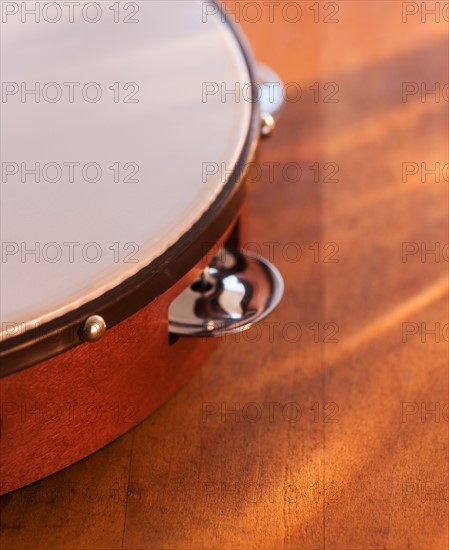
0, 1, 284, 494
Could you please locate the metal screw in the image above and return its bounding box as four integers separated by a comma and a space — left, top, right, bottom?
80, 315, 106, 343
260, 112, 276, 137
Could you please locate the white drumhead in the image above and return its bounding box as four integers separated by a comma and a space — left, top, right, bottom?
1, 1, 253, 336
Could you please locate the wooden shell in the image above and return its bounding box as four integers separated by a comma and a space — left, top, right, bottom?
0, 218, 243, 495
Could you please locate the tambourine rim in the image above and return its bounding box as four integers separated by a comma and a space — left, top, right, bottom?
0, 1, 261, 377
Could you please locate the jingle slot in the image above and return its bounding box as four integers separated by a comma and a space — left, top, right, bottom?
168, 248, 284, 338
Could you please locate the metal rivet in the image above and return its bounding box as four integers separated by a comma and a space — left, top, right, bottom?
260, 112, 276, 137
80, 315, 106, 343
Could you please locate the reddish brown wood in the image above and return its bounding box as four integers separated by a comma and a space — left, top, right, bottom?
0, 219, 240, 495
1, 3, 448, 550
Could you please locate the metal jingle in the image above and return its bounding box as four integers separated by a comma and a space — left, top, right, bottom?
168, 248, 284, 337
256, 62, 285, 132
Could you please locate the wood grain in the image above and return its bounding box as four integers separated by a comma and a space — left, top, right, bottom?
1, 1, 448, 549
0, 215, 244, 494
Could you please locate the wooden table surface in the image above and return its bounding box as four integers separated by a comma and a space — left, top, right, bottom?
1, 2, 448, 549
